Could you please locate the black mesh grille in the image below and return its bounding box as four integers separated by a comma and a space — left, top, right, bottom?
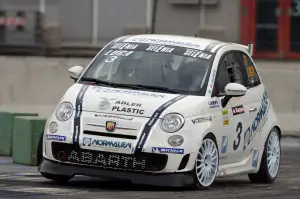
51, 142, 168, 172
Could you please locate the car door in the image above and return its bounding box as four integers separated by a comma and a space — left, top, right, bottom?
221, 51, 255, 164
212, 52, 243, 165
237, 52, 265, 161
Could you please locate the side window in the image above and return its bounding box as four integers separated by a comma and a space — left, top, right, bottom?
226, 52, 247, 86
214, 52, 247, 94
240, 53, 261, 87
214, 54, 231, 94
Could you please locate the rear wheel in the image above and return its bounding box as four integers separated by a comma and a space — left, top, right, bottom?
248, 128, 281, 183
192, 134, 219, 189
41, 172, 73, 184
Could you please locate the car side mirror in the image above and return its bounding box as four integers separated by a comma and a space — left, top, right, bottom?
68, 66, 84, 82
225, 83, 247, 97
221, 83, 247, 107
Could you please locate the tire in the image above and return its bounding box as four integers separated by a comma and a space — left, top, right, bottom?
37, 133, 43, 166
41, 172, 73, 184
192, 134, 219, 190
248, 127, 281, 183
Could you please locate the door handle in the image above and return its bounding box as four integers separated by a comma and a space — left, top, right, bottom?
249, 108, 257, 113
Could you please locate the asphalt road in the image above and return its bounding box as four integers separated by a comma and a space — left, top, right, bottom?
0, 137, 299, 199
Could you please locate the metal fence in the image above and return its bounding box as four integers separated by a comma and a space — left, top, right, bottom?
0, 8, 45, 55
0, 0, 240, 57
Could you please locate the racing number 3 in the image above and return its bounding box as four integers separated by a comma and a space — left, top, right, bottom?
233, 122, 243, 150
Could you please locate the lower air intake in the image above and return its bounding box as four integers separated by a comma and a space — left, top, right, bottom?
51, 142, 168, 172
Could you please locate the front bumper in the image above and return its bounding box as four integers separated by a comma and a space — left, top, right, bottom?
44, 141, 197, 173
38, 158, 195, 187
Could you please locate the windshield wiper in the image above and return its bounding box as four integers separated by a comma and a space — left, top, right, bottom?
80, 77, 112, 86
115, 84, 182, 94
80, 78, 181, 94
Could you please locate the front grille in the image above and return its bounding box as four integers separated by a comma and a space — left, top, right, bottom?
51, 142, 168, 172
83, 130, 137, 140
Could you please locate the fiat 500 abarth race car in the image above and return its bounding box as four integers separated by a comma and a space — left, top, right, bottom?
38, 34, 281, 189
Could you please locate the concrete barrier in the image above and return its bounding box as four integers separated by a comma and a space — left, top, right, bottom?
12, 116, 46, 166
0, 111, 39, 156
0, 56, 299, 135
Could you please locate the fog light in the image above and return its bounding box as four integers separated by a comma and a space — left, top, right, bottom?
168, 135, 184, 147
49, 122, 58, 133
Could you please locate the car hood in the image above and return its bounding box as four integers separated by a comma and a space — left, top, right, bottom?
61, 83, 208, 118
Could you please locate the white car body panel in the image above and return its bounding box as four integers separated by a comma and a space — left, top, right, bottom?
41, 34, 280, 181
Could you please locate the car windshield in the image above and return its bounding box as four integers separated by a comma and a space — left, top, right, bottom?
80, 41, 214, 96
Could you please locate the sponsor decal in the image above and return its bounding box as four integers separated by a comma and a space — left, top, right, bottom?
211, 69, 216, 84
110, 43, 138, 50
83, 137, 132, 149
152, 147, 184, 154
92, 87, 166, 98
112, 106, 144, 115
222, 109, 229, 126
227, 89, 245, 93
129, 37, 203, 49
243, 90, 269, 150
94, 113, 133, 121
98, 98, 145, 115
146, 44, 174, 53
252, 150, 259, 168
98, 97, 117, 110
191, 116, 212, 124
112, 100, 144, 115
221, 136, 228, 153
222, 109, 229, 125
222, 109, 228, 115
232, 105, 245, 116
106, 121, 116, 132
115, 101, 142, 107
134, 95, 187, 154
46, 135, 66, 142
207, 69, 216, 94
183, 49, 212, 60
247, 66, 255, 78
223, 119, 229, 126
104, 50, 134, 57
73, 85, 89, 145
208, 99, 219, 108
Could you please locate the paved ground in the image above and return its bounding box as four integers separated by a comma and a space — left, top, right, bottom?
0, 138, 299, 199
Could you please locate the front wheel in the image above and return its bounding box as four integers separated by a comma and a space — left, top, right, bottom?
248, 127, 281, 183
192, 134, 219, 189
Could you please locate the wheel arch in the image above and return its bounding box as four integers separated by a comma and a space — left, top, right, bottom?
204, 132, 218, 146
273, 125, 282, 139
192, 132, 218, 166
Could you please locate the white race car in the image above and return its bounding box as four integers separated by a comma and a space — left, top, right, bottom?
38, 34, 281, 189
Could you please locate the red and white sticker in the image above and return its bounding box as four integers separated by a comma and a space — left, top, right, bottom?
232, 105, 245, 116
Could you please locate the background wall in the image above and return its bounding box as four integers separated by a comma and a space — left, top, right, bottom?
154, 0, 241, 42
0, 0, 241, 45
0, 56, 299, 134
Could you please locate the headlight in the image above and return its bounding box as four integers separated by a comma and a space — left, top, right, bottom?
160, 113, 184, 133
168, 135, 184, 147
55, 102, 74, 121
